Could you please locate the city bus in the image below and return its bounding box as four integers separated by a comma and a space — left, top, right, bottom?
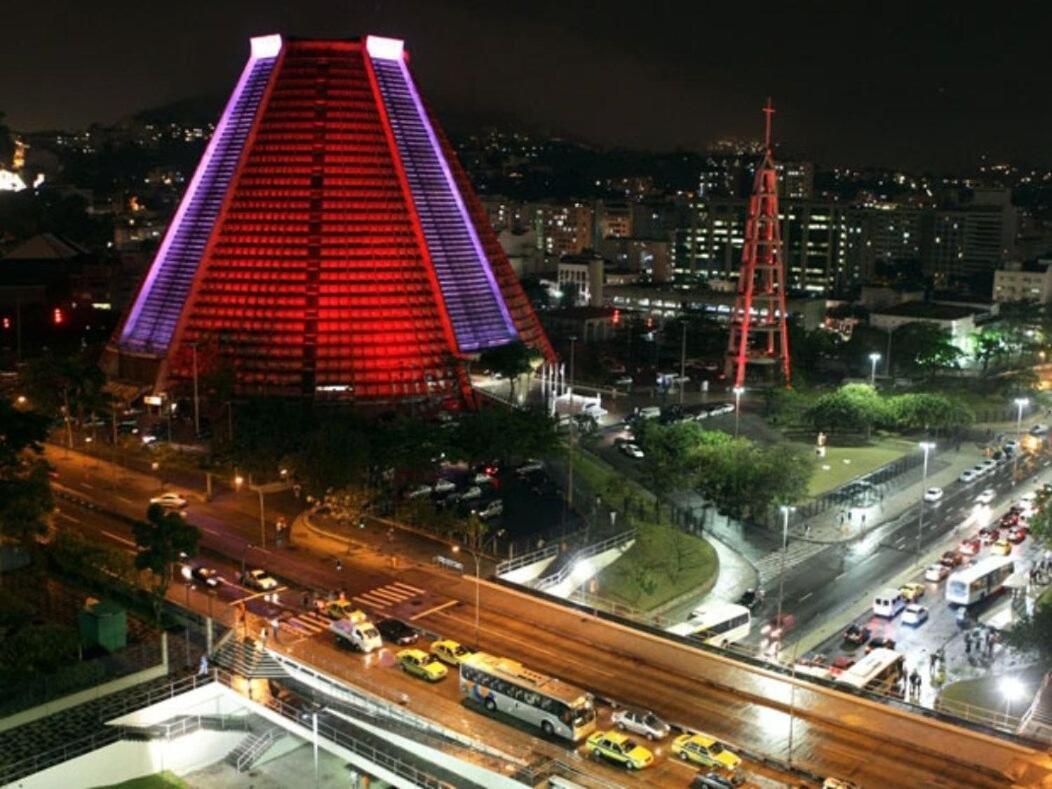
665, 602, 751, 647
459, 652, 597, 741
835, 647, 905, 695
946, 556, 1015, 606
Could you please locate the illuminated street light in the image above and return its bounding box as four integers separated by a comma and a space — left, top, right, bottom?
917, 442, 935, 557
868, 352, 881, 386
1001, 676, 1024, 717
733, 386, 745, 438
1014, 397, 1029, 483
234, 472, 245, 491
15, 395, 26, 406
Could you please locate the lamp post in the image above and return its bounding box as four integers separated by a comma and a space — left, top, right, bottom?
917, 442, 935, 558
733, 386, 745, 438
869, 352, 881, 387
1014, 397, 1029, 483
452, 544, 482, 649
1001, 677, 1024, 721
775, 504, 795, 657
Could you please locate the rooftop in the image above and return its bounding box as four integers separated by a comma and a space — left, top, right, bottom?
872, 301, 980, 320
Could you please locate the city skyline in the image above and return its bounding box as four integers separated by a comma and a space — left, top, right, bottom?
4, 0, 1052, 170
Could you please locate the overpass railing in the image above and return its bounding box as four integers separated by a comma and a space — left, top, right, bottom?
534, 529, 637, 592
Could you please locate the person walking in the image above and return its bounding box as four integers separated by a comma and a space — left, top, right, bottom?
965, 633, 972, 655
928, 652, 937, 677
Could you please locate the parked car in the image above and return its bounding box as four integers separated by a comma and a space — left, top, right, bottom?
925, 563, 950, 582
243, 569, 278, 591
958, 537, 981, 556
1003, 439, 1020, 453
978, 459, 997, 474
433, 478, 456, 494
1029, 423, 1049, 436
516, 460, 544, 475
478, 499, 504, 520
620, 443, 645, 459
691, 773, 735, 789
899, 582, 925, 602
614, 375, 634, 387
150, 492, 188, 509
404, 484, 432, 500
397, 648, 447, 682
958, 468, 978, 483
975, 488, 996, 505
611, 708, 671, 741
376, 618, 418, 645
923, 487, 944, 503
843, 624, 871, 645
902, 604, 929, 627
472, 472, 493, 486
460, 486, 483, 502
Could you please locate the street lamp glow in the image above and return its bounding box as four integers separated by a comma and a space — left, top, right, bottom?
1014, 397, 1030, 409
868, 352, 881, 386
733, 386, 745, 438
15, 395, 26, 405
1000, 677, 1024, 702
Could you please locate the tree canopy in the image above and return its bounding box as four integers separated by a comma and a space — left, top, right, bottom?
132, 504, 201, 598
0, 401, 54, 551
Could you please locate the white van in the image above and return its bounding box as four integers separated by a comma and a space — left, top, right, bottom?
872, 589, 906, 618
330, 619, 382, 653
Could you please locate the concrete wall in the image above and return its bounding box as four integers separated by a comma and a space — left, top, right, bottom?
499, 555, 557, 585
108, 682, 245, 727
13, 730, 246, 789
546, 540, 635, 599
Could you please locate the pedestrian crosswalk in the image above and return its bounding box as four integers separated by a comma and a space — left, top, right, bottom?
353, 582, 426, 611
281, 610, 331, 637
755, 540, 828, 584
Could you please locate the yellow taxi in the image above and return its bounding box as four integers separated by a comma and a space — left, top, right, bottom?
899, 582, 925, 602
431, 639, 473, 666
671, 732, 741, 771
396, 649, 448, 682
992, 538, 1012, 556
584, 730, 654, 770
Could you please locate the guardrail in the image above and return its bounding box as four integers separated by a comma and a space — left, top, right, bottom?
212, 668, 456, 789
495, 542, 561, 576
534, 529, 637, 592
235, 726, 283, 772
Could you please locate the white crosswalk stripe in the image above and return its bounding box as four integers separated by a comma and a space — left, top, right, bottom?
283, 611, 329, 636
353, 582, 426, 610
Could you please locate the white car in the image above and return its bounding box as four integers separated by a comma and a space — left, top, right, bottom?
460, 486, 482, 502
611, 708, 671, 741
1030, 423, 1049, 436
958, 469, 977, 483
433, 479, 456, 495
516, 460, 544, 475
1003, 440, 1020, 453
620, 443, 645, 459
972, 464, 989, 477
243, 569, 278, 591
478, 500, 503, 520
150, 492, 188, 509
614, 376, 634, 387
902, 604, 928, 627
978, 459, 997, 474
472, 472, 493, 486
975, 489, 996, 505
923, 487, 944, 503
404, 484, 432, 500
924, 563, 950, 582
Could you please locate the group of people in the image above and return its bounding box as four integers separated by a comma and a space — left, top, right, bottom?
964, 625, 999, 661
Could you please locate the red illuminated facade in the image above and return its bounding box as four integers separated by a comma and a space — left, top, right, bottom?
724, 99, 792, 388
105, 35, 552, 406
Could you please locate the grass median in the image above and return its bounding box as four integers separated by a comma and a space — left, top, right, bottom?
791, 435, 914, 497
571, 449, 718, 612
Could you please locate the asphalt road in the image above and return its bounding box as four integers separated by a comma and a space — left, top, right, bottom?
44, 447, 1051, 788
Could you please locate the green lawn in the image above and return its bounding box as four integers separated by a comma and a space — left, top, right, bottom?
95, 772, 188, 789
791, 435, 915, 497
594, 522, 718, 612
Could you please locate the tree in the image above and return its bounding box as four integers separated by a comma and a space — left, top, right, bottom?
891, 322, 963, 378
226, 397, 311, 479
888, 393, 974, 434
20, 350, 110, 424
806, 383, 888, 437
1003, 602, 1052, 668
0, 402, 54, 557
447, 407, 558, 468
478, 340, 539, 400
635, 421, 716, 503
1026, 506, 1052, 551
132, 504, 201, 616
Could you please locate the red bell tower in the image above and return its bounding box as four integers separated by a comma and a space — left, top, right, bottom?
725, 99, 791, 388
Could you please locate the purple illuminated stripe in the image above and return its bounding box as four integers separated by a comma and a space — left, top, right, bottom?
368, 39, 517, 352
118, 37, 281, 353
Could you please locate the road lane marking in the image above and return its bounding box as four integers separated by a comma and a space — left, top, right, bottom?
102, 530, 136, 548
56, 511, 82, 524
834, 571, 847, 580
117, 496, 135, 505
411, 600, 459, 621
799, 592, 813, 602
80, 482, 94, 489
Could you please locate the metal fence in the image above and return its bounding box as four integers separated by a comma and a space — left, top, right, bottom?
534, 529, 638, 591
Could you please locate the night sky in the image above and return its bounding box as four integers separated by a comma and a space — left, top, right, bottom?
4, 0, 1050, 170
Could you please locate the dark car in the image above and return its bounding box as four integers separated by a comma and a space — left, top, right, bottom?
737, 588, 765, 611
376, 618, 418, 646
192, 566, 221, 588
866, 636, 896, 653
940, 550, 964, 568
691, 772, 736, 789
843, 624, 871, 646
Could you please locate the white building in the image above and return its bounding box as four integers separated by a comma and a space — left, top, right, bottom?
869, 301, 982, 355
992, 260, 1052, 304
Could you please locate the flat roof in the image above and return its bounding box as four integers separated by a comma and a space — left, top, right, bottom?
872, 301, 979, 320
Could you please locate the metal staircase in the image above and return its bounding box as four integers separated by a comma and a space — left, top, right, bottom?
212, 638, 289, 679
226, 725, 286, 772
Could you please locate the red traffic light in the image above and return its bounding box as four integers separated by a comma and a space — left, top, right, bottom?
53, 308, 64, 325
